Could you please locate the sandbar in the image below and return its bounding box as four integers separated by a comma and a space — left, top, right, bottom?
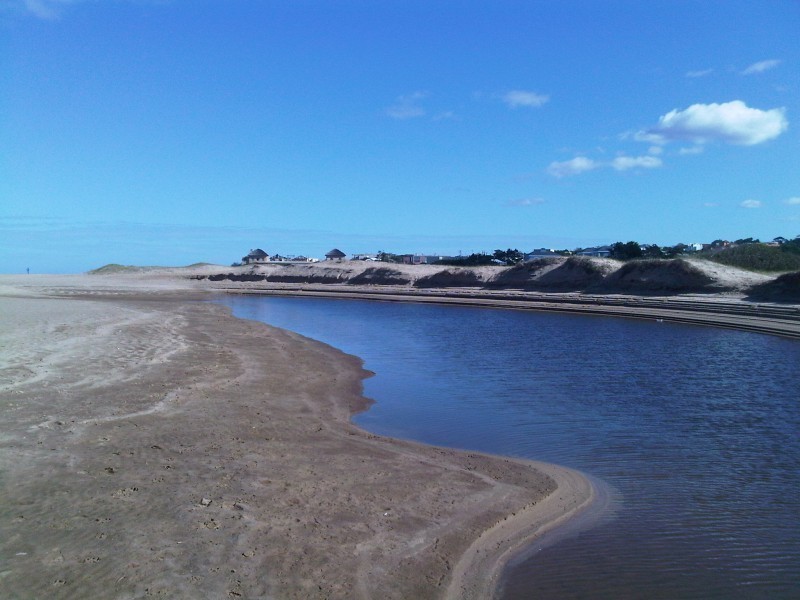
0, 275, 592, 599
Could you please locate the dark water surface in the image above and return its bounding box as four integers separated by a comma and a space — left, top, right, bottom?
218, 296, 800, 599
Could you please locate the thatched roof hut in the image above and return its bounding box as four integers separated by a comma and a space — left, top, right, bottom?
325, 248, 346, 260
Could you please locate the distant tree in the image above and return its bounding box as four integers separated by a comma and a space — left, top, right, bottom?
782, 238, 800, 255
734, 237, 760, 245
492, 248, 523, 265
641, 244, 664, 258
664, 243, 688, 258
610, 241, 643, 261
438, 252, 495, 266
773, 237, 788, 245
377, 251, 403, 263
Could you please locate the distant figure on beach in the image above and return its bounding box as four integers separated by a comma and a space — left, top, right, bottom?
26, 267, 29, 274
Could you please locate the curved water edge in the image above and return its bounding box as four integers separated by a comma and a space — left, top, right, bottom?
216, 297, 609, 598
217, 295, 800, 599
444, 462, 601, 600
500, 471, 615, 577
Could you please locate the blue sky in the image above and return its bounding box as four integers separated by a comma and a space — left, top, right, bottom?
2, 0, 799, 273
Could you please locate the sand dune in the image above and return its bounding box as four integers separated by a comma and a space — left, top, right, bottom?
187, 256, 777, 295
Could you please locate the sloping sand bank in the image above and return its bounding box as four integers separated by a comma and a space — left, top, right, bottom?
0, 276, 591, 599
190, 256, 778, 295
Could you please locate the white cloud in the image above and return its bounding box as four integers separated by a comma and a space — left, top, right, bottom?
686, 69, 713, 78
23, 0, 65, 18
640, 100, 787, 146
678, 145, 704, 155
785, 197, 800, 205
386, 92, 428, 120
19, 0, 163, 20
611, 155, 663, 171
503, 90, 549, 109
742, 59, 781, 75
547, 157, 600, 178
648, 146, 663, 155
432, 111, 457, 121
508, 197, 545, 207
740, 199, 762, 209
548, 154, 662, 177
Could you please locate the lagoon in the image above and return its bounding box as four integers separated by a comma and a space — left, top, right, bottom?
219, 296, 800, 599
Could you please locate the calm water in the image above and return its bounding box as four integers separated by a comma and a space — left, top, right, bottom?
218, 296, 800, 599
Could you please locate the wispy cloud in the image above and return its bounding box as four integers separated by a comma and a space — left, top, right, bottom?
17, 0, 164, 20
740, 199, 762, 209
686, 69, 713, 78
610, 155, 662, 171
502, 90, 549, 109
547, 156, 600, 178
432, 110, 458, 121
0, 215, 73, 230
22, 0, 66, 19
386, 91, 428, 120
637, 100, 787, 146
785, 197, 800, 206
678, 145, 704, 155
741, 59, 781, 75
507, 197, 545, 207
548, 155, 661, 178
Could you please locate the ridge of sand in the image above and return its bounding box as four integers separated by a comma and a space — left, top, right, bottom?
170, 256, 778, 294
445, 462, 593, 599
0, 276, 593, 599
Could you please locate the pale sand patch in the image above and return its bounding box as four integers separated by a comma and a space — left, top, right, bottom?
0, 276, 593, 599
445, 462, 593, 599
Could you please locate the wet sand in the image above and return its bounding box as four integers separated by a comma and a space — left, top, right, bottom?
0, 275, 591, 599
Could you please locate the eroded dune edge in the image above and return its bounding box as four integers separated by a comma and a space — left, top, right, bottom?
0, 276, 593, 600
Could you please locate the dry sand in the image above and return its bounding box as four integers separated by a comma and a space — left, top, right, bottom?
0, 275, 591, 599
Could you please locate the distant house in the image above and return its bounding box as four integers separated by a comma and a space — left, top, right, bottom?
577, 246, 612, 258
325, 248, 347, 261
242, 248, 269, 264
401, 254, 448, 265
524, 248, 559, 261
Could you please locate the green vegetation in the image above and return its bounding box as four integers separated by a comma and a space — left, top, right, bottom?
371, 235, 800, 272
376, 251, 405, 264
438, 249, 523, 266
492, 249, 524, 265
610, 241, 643, 260
703, 243, 800, 272
437, 252, 497, 266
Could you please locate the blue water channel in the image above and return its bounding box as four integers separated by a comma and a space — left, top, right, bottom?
217, 295, 800, 599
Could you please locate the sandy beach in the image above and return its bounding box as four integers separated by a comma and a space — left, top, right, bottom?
0, 275, 591, 599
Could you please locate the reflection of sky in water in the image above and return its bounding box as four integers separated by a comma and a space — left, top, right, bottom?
219, 296, 800, 599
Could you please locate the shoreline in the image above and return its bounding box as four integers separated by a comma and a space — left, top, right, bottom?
207, 284, 800, 340
0, 275, 595, 599
445, 461, 595, 599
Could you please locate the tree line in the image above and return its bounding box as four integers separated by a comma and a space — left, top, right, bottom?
430, 235, 800, 267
